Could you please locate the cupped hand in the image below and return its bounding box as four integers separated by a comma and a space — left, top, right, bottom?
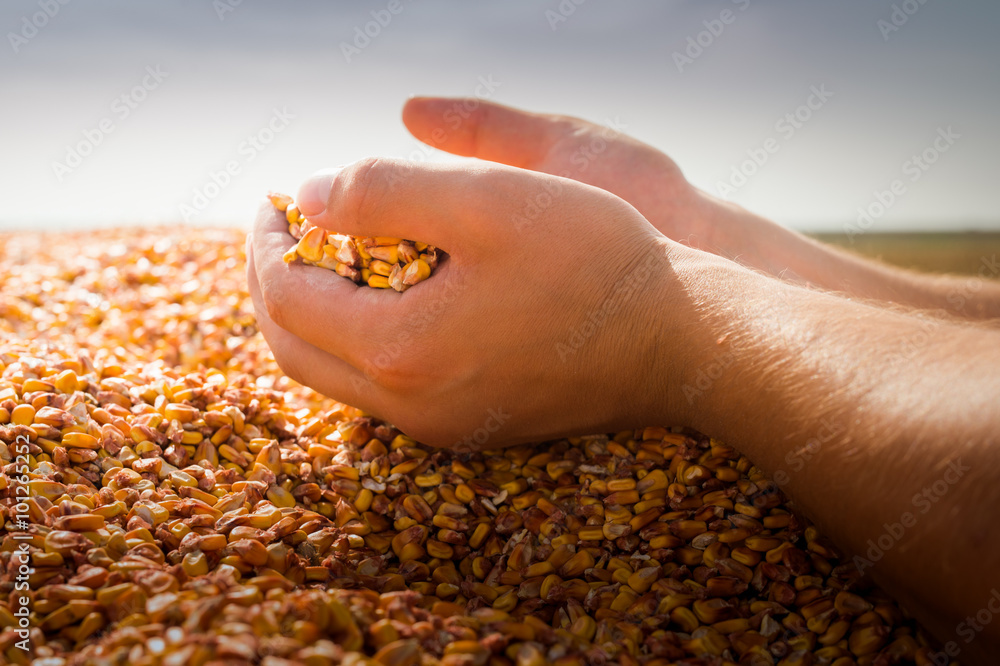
247, 158, 696, 447
402, 97, 737, 252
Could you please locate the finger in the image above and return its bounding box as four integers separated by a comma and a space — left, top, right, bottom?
246, 231, 384, 412
402, 97, 565, 169
295, 158, 543, 250
250, 199, 387, 365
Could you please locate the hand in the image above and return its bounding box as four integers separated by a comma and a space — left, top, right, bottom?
403, 98, 1000, 320
402, 97, 740, 253
246, 158, 695, 447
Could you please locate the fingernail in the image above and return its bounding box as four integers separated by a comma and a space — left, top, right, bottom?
297, 167, 343, 217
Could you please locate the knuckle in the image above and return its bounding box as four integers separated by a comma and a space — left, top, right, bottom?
254, 198, 286, 233
468, 105, 493, 152
270, 347, 307, 387
360, 332, 433, 395
551, 114, 587, 136
361, 354, 417, 395
337, 157, 401, 226
259, 275, 289, 331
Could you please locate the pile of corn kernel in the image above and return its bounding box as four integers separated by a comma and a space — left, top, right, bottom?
0, 228, 948, 665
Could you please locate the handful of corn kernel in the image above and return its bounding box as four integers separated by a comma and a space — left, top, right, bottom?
270, 192, 439, 292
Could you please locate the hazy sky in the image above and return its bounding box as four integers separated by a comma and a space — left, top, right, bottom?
2, 1, 998, 233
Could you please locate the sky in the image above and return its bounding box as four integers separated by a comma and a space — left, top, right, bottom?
2, 0, 998, 233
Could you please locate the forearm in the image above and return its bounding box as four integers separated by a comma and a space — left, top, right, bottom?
659, 249, 1000, 660
695, 191, 1000, 319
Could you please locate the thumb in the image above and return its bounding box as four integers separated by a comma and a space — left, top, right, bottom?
295, 157, 570, 252
402, 97, 564, 169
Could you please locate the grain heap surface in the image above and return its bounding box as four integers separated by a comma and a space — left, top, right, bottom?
0, 229, 946, 665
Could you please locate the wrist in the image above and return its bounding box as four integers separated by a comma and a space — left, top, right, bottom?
633, 241, 734, 430
683, 190, 763, 262
646, 243, 791, 435
688, 188, 819, 283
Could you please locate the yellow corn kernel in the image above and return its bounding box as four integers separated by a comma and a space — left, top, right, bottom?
295, 226, 327, 263
11, 404, 36, 426
269, 192, 293, 211
401, 259, 431, 286
367, 274, 391, 289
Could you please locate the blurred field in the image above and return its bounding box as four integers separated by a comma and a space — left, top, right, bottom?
810, 231, 1000, 276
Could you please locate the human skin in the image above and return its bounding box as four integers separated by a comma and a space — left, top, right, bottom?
399, 98, 1000, 320
247, 103, 1000, 661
